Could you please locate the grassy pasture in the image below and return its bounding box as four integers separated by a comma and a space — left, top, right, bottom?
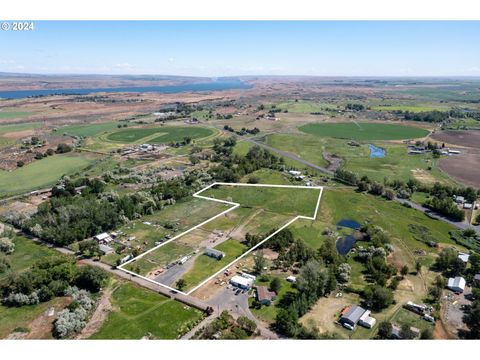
58, 122, 123, 137
0, 236, 58, 281
180, 239, 247, 291
200, 185, 320, 218
276, 100, 333, 113
299, 122, 429, 141
0, 111, 32, 119
265, 133, 454, 184
0, 154, 94, 197
0, 122, 41, 134
90, 282, 203, 339
105, 126, 213, 144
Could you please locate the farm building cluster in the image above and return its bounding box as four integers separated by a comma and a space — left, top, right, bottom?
339, 305, 377, 330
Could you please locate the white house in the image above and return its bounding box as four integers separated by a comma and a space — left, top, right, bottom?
358, 310, 376, 329
447, 276, 466, 293
94, 232, 112, 244
288, 170, 302, 176
458, 252, 470, 263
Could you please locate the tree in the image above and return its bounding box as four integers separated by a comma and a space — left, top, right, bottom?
377, 321, 392, 339
384, 189, 395, 200
0, 238, 15, 254
363, 285, 394, 311
463, 300, 480, 339
401, 265, 409, 277
415, 261, 422, 274
275, 309, 298, 337
253, 252, 267, 275
56, 143, 72, 154
420, 328, 433, 339
400, 324, 417, 339
176, 279, 187, 291
270, 277, 282, 294
74, 266, 107, 293
78, 239, 100, 258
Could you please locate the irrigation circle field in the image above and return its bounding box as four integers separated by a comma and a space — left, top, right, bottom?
299, 122, 430, 140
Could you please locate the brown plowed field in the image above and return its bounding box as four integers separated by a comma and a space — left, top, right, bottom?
431, 130, 480, 188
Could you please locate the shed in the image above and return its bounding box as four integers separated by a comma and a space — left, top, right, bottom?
255, 286, 276, 305
447, 276, 466, 293
339, 305, 366, 328
473, 274, 480, 287
204, 247, 225, 260
286, 276, 297, 283
454, 196, 465, 204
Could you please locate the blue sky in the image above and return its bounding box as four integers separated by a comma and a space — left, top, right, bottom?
1, 21, 480, 76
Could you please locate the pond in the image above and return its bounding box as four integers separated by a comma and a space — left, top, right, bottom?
336, 234, 357, 256
368, 144, 386, 158
336, 219, 361, 230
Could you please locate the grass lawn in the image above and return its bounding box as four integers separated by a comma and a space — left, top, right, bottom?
289, 218, 331, 250
105, 126, 213, 144
249, 276, 296, 324
200, 184, 320, 218
181, 239, 248, 291
388, 307, 434, 334
0, 236, 59, 281
299, 122, 429, 141
0, 154, 94, 197
90, 282, 203, 339
0, 111, 32, 119
370, 104, 450, 113
58, 121, 123, 137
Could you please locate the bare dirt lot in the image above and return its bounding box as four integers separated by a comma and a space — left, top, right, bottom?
431, 130, 480, 149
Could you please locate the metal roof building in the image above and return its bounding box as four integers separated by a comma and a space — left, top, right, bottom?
204, 247, 225, 260
339, 305, 366, 328
447, 276, 466, 293
230, 275, 254, 290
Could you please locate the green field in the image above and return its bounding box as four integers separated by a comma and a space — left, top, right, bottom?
105, 126, 214, 144
90, 282, 203, 339
180, 239, 248, 291
58, 122, 123, 137
0, 236, 58, 281
200, 184, 320, 218
276, 100, 333, 113
265, 133, 454, 184
0, 154, 94, 197
0, 122, 41, 134
299, 122, 430, 140
0, 111, 32, 119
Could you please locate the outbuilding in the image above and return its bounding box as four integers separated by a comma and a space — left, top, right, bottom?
447, 276, 466, 293
230, 275, 254, 290
204, 247, 225, 260
339, 305, 366, 329
458, 252, 470, 263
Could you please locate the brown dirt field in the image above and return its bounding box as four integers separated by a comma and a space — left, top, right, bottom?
433, 319, 455, 339
431, 130, 480, 149
411, 168, 439, 184
300, 292, 360, 337
1, 130, 36, 139
438, 149, 480, 189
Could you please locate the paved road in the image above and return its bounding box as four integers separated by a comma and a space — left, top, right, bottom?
396, 198, 479, 234
244, 137, 333, 176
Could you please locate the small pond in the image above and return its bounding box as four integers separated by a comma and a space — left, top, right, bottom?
336, 234, 357, 256
368, 144, 386, 158
336, 219, 361, 230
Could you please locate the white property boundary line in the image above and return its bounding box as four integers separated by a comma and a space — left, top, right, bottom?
118, 182, 324, 296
